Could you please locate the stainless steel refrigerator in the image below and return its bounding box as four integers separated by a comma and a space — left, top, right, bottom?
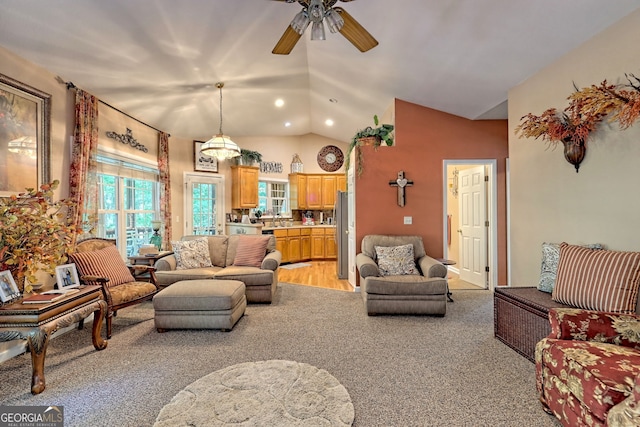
334, 190, 348, 279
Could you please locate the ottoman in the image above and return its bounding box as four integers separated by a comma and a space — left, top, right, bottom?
153, 279, 246, 332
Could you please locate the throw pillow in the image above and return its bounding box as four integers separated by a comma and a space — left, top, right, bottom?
374, 244, 419, 277
552, 243, 640, 313
69, 244, 135, 287
171, 238, 212, 270
538, 242, 604, 293
233, 236, 270, 268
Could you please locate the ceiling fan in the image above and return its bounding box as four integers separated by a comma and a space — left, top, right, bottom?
271, 0, 378, 55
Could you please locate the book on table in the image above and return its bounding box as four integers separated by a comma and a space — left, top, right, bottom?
22, 288, 80, 304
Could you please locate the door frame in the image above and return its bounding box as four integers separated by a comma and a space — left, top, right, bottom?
183, 172, 226, 236
442, 159, 497, 291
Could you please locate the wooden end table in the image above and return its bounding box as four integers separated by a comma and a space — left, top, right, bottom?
0, 285, 107, 394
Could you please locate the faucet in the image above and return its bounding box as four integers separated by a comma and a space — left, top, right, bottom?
276, 214, 284, 227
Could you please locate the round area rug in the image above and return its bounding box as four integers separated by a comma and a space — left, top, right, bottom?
154, 360, 355, 426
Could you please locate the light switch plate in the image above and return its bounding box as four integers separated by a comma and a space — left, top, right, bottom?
404, 216, 412, 225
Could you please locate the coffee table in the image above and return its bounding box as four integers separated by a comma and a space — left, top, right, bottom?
0, 285, 107, 394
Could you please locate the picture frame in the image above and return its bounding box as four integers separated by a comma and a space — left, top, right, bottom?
55, 264, 81, 290
0, 73, 51, 197
194, 140, 218, 172
0, 270, 20, 303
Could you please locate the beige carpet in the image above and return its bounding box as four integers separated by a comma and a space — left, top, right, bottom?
154, 360, 355, 426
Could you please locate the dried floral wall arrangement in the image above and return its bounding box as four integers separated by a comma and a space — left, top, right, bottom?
515, 74, 640, 172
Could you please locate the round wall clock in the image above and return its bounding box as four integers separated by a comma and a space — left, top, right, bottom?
317, 145, 344, 172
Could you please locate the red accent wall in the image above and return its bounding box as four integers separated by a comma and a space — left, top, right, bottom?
355, 99, 509, 284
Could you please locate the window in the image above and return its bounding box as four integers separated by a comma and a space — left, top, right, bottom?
96, 153, 160, 258
257, 179, 289, 216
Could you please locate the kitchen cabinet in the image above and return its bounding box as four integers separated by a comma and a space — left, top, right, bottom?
306, 175, 322, 209
274, 229, 288, 263
337, 175, 347, 192
289, 173, 346, 210
231, 165, 259, 209
287, 228, 301, 262
321, 175, 337, 209
271, 226, 337, 263
301, 228, 311, 259
310, 227, 336, 259
289, 173, 307, 210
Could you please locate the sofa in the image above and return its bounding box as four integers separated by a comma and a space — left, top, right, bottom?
356, 235, 448, 316
154, 235, 281, 303
536, 308, 640, 427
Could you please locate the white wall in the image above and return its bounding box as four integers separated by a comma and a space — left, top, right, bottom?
508, 9, 640, 286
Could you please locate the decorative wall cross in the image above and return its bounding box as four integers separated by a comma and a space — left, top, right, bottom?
388, 170, 413, 207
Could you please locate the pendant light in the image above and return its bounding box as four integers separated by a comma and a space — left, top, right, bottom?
200, 82, 241, 160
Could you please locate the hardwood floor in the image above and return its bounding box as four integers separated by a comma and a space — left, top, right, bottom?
278, 262, 479, 293
278, 261, 354, 292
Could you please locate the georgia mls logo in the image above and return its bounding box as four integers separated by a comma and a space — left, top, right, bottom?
0, 405, 64, 427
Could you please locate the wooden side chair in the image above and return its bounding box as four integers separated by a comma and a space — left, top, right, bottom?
69, 238, 159, 338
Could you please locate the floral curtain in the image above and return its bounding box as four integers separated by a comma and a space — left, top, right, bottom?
69, 89, 98, 245
158, 131, 172, 248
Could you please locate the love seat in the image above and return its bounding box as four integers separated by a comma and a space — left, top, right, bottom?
536, 308, 640, 426
356, 235, 448, 316
154, 235, 281, 303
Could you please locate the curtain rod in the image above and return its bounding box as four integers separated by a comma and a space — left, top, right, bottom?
65, 80, 170, 137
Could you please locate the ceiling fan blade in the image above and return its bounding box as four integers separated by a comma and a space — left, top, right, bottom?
273, 25, 303, 55
334, 7, 378, 52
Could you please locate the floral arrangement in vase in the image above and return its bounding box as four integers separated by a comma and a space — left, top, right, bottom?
0, 180, 81, 293
516, 74, 640, 172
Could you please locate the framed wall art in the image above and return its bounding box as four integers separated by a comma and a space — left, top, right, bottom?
0, 73, 51, 197
194, 140, 218, 172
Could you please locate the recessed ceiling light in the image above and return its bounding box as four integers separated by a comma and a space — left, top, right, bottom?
284, 122, 292, 127
275, 99, 285, 107
325, 119, 334, 126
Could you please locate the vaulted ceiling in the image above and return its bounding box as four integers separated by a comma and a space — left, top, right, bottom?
1, 1, 639, 142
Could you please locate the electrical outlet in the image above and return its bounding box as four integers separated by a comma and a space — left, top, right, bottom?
404, 216, 412, 225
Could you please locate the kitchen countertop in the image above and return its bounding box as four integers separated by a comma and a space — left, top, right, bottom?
262, 224, 336, 231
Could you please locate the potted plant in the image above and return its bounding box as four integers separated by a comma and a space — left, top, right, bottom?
234, 149, 263, 166
0, 180, 81, 293
345, 115, 394, 176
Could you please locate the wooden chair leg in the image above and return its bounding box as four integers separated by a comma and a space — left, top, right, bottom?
106, 313, 113, 339
77, 319, 85, 330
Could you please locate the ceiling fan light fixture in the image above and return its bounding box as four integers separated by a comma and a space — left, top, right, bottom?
200, 82, 241, 160
311, 21, 326, 40
324, 8, 344, 33
290, 9, 310, 35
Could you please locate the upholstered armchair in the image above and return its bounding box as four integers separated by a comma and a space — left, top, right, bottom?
355, 235, 449, 316
69, 238, 159, 338
535, 308, 640, 426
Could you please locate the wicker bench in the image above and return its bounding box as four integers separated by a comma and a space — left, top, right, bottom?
493, 287, 570, 362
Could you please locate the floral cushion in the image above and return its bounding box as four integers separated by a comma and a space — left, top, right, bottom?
171, 238, 212, 270
537, 338, 640, 424
552, 243, 640, 313
374, 244, 419, 277
536, 309, 640, 426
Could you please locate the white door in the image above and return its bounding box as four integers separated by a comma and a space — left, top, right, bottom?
347, 167, 357, 288
458, 165, 487, 288
184, 173, 225, 236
